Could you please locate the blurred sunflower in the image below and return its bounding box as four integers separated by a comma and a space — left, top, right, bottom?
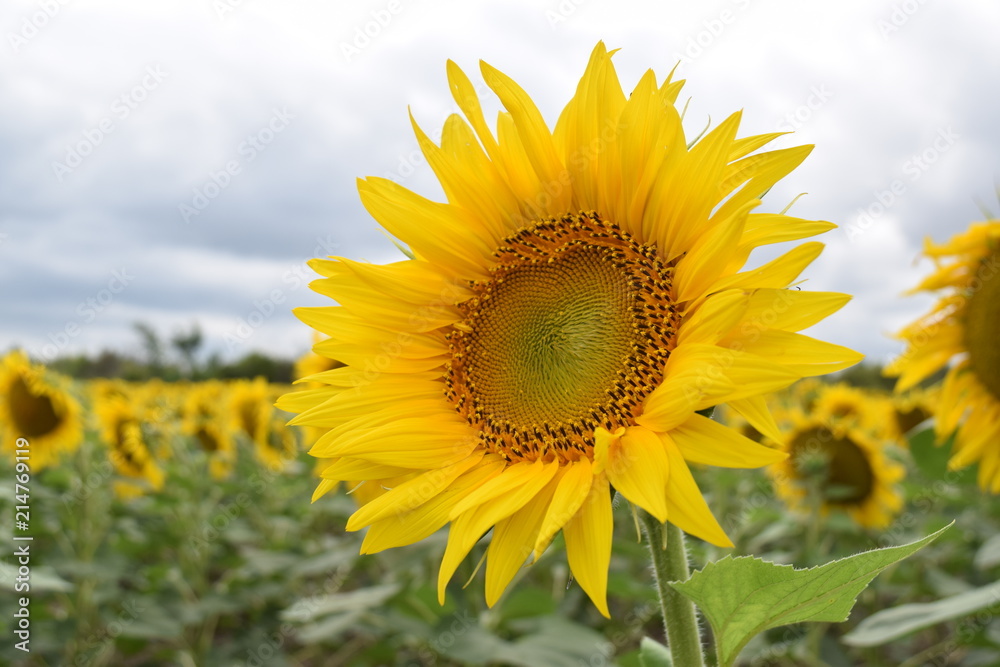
229, 377, 271, 446
890, 387, 935, 440
94, 394, 165, 493
812, 383, 894, 439
770, 412, 904, 529
181, 381, 235, 479
280, 42, 860, 614
0, 351, 82, 469
886, 221, 1000, 491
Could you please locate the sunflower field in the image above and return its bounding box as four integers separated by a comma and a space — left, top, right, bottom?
4, 328, 1000, 666
5, 15, 1000, 667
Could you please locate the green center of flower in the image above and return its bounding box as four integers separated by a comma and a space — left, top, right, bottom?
964, 250, 1000, 401
789, 427, 874, 505
10, 374, 60, 438
445, 212, 678, 463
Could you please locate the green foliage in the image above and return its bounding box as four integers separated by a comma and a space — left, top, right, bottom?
843, 580, 1000, 647
670, 525, 951, 666
638, 637, 673, 666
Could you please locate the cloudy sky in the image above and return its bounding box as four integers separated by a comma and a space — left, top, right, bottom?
2, 0, 998, 367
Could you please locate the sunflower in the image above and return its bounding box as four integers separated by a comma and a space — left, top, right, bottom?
769, 410, 904, 528
890, 387, 935, 440
229, 377, 272, 446
279, 42, 860, 615
230, 377, 300, 469
887, 221, 1000, 490
94, 393, 165, 493
181, 380, 235, 479
812, 382, 894, 440
0, 351, 83, 470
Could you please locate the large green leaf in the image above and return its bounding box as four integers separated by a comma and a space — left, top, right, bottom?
842, 579, 1000, 647
669, 524, 951, 667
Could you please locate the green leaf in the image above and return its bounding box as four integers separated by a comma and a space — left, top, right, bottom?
908, 429, 974, 484
0, 563, 73, 593
638, 636, 673, 667
907, 428, 947, 477
669, 523, 951, 667
842, 580, 1000, 647
280, 583, 401, 622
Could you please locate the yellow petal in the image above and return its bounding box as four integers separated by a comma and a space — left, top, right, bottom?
346, 451, 485, 531
729, 330, 864, 376
360, 456, 506, 554
564, 472, 613, 618
710, 241, 824, 293
601, 426, 670, 522
357, 177, 493, 280
661, 433, 733, 548
448, 459, 558, 520
670, 413, 787, 468
726, 396, 784, 444
533, 459, 594, 559
481, 61, 572, 213
321, 457, 412, 482
311, 417, 477, 468
437, 461, 559, 604
485, 474, 558, 606
729, 289, 851, 336
677, 289, 750, 346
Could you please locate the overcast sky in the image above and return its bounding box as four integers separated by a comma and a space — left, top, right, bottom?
2, 0, 998, 367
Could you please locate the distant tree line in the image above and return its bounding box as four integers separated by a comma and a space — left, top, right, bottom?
44, 322, 296, 383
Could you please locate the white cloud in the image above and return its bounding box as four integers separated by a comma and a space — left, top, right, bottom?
2, 0, 998, 364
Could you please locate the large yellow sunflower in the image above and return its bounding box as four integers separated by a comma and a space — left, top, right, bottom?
887, 220, 1000, 490
769, 410, 904, 529
0, 351, 83, 470
279, 43, 861, 615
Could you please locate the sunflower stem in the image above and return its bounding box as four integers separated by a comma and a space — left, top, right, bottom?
640, 511, 706, 667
